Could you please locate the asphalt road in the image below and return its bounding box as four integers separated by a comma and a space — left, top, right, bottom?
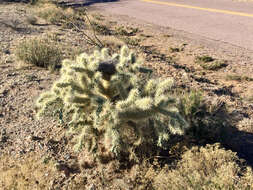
92, 0, 253, 51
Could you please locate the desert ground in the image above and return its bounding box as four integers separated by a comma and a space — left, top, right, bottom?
0, 0, 253, 189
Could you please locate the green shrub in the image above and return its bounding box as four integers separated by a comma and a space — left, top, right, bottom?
91, 21, 112, 35
178, 90, 227, 144
15, 37, 62, 70
36, 46, 188, 160
196, 55, 215, 63
195, 56, 227, 71
151, 144, 253, 190
122, 37, 140, 47
178, 90, 203, 122
114, 26, 139, 36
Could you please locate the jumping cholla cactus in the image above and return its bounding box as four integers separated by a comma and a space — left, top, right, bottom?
36, 46, 188, 159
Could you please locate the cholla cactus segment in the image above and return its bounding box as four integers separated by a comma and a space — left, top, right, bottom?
36, 46, 188, 159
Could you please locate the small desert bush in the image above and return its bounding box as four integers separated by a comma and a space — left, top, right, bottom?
178, 90, 228, 144
200, 60, 227, 71
195, 55, 227, 71
36, 46, 188, 161
114, 26, 139, 36
178, 90, 204, 122
149, 144, 253, 190
37, 3, 83, 28
90, 21, 112, 35
122, 37, 141, 47
15, 37, 62, 69
196, 55, 215, 63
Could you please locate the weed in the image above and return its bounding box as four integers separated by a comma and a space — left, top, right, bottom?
114, 26, 139, 36
195, 55, 227, 71
37, 3, 83, 29
178, 90, 229, 144
170, 47, 181, 53
178, 90, 203, 122
196, 55, 215, 63
150, 144, 253, 190
200, 60, 228, 70
15, 37, 62, 70
90, 21, 112, 35
122, 37, 140, 46
226, 74, 253, 82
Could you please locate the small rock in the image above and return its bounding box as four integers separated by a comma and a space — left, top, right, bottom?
0, 89, 9, 97
7, 72, 18, 77
31, 136, 44, 141
0, 129, 8, 143
88, 184, 96, 190
4, 49, 10, 54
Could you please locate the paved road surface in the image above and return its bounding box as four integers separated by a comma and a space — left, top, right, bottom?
91, 0, 253, 51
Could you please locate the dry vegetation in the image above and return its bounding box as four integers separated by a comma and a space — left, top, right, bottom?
149, 144, 253, 190
36, 3, 84, 29
16, 37, 62, 69
0, 0, 253, 189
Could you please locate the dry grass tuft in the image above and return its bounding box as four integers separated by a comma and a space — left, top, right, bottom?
37, 3, 83, 28
15, 37, 62, 70
148, 144, 253, 190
